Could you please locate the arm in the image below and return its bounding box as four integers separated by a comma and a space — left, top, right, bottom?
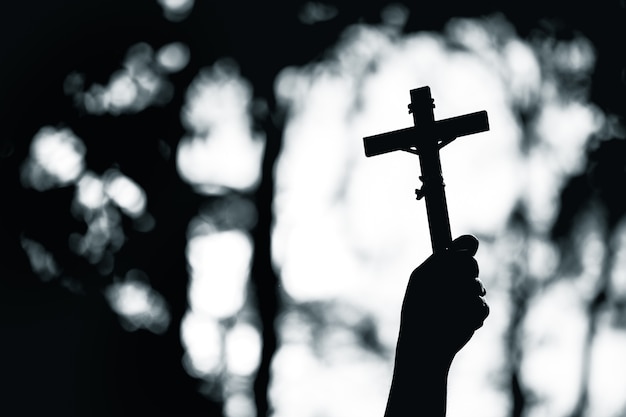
384, 235, 489, 417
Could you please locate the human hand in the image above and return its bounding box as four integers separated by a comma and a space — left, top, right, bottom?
395, 235, 489, 365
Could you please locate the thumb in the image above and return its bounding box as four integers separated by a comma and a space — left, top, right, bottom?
448, 235, 479, 255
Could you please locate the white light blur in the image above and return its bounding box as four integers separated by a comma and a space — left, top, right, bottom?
181, 311, 223, 376
298, 2, 338, 25
157, 42, 190, 73
527, 236, 560, 282
575, 220, 606, 299
521, 282, 588, 417
610, 222, 626, 298
224, 392, 257, 417
278, 212, 362, 302
536, 102, 601, 170
158, 0, 192, 10
70, 170, 134, 270
588, 325, 626, 417
186, 228, 253, 319
447, 290, 511, 417
380, 3, 409, 28
104, 170, 147, 218
107, 71, 139, 109
549, 35, 596, 75
177, 62, 265, 193
525, 102, 602, 231
80, 43, 172, 115
76, 172, 106, 211
157, 0, 194, 21
106, 272, 171, 334
270, 343, 390, 417
225, 322, 262, 376
22, 126, 85, 190
503, 39, 542, 107
20, 237, 60, 281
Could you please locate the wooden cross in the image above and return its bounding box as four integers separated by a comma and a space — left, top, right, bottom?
363, 86, 490, 254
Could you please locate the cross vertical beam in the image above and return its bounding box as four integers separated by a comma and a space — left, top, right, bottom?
363, 86, 490, 255
409, 87, 452, 254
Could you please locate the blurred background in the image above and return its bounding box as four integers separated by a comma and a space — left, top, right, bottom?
1, 1, 626, 416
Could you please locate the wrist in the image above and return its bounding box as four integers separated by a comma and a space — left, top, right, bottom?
395, 334, 456, 371
392, 351, 453, 385
385, 347, 452, 417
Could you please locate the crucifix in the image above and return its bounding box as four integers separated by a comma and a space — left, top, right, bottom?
363, 86, 490, 254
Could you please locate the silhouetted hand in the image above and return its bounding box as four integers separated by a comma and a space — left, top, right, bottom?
397, 234, 489, 362
385, 235, 489, 417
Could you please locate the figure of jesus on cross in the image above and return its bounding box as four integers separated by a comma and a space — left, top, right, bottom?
363, 87, 491, 416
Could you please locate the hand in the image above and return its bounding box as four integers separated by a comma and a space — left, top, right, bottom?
396, 235, 489, 365
385, 236, 489, 417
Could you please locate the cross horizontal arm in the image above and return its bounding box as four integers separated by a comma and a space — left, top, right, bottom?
363, 126, 415, 157
363, 110, 489, 157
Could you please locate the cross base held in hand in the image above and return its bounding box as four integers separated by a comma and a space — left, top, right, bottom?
362, 86, 490, 254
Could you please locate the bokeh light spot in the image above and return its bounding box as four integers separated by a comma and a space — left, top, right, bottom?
298, 2, 338, 25
177, 61, 265, 193
224, 392, 257, 417
20, 237, 60, 281
186, 227, 253, 318
181, 311, 222, 376
22, 126, 85, 190
157, 0, 195, 21
157, 42, 190, 73
104, 170, 147, 218
75, 171, 106, 211
225, 322, 262, 376
77, 43, 173, 115
106, 271, 171, 334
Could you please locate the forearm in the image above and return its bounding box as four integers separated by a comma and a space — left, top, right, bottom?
383, 235, 487, 416
384, 343, 453, 417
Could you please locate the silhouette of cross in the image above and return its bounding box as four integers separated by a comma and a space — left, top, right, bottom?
363, 86, 490, 254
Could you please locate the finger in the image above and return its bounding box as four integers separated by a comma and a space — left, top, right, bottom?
445, 254, 479, 280
475, 296, 490, 328
476, 278, 486, 296
460, 296, 490, 330
449, 235, 479, 255
451, 277, 486, 297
